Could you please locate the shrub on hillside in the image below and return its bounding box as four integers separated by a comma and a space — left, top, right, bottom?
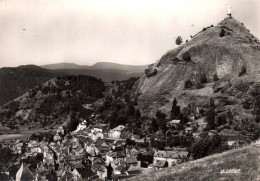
195, 82, 204, 89
145, 68, 157, 78
182, 52, 191, 61
184, 80, 193, 89
239, 66, 247, 77
213, 73, 219, 81
219, 29, 225, 37
200, 74, 208, 83
175, 36, 183, 45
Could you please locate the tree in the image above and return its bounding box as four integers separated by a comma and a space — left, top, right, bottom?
175, 36, 183, 45
150, 118, 159, 133
213, 73, 219, 81
171, 98, 180, 119
205, 98, 216, 130
189, 135, 223, 159
155, 110, 167, 133
0, 147, 14, 165
219, 29, 225, 37
239, 66, 247, 77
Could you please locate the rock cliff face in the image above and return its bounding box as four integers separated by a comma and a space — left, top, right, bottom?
134, 18, 260, 118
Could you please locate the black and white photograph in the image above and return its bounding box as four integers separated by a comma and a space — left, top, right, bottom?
0, 0, 260, 180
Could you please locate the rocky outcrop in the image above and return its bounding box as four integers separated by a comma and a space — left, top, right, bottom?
134, 18, 260, 118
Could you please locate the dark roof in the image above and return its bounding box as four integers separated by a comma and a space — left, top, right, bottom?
74, 162, 85, 169
154, 160, 168, 168
127, 170, 141, 175
75, 167, 95, 179
15, 163, 34, 181
61, 173, 73, 181
115, 164, 128, 172
125, 157, 138, 164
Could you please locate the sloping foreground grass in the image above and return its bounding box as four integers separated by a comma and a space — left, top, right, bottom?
127, 143, 260, 181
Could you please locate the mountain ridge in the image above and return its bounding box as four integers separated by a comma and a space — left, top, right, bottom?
41, 61, 148, 71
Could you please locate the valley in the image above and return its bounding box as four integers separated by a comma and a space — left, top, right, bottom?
0, 16, 260, 181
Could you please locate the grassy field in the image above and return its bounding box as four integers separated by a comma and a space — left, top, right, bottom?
127, 142, 260, 181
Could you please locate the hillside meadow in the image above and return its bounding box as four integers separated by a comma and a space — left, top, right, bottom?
127, 142, 260, 181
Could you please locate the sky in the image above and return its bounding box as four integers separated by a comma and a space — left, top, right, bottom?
0, 0, 259, 67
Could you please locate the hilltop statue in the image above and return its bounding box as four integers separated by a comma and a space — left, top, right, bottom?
227, 5, 232, 18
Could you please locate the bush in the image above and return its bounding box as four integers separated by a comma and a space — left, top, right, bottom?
182, 52, 191, 61
184, 80, 193, 89
219, 29, 225, 37
200, 74, 208, 83
239, 66, 247, 77
175, 36, 183, 45
213, 73, 219, 81
195, 83, 204, 89
145, 68, 157, 78
202, 27, 207, 31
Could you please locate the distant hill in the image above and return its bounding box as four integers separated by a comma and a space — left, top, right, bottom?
41, 62, 89, 69
41, 62, 148, 82
127, 142, 260, 181
0, 65, 63, 106
0, 75, 105, 132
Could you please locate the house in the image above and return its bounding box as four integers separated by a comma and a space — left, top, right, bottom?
53, 133, 61, 141
72, 167, 96, 180
15, 163, 34, 181
91, 124, 108, 134
74, 120, 87, 133
86, 143, 99, 158
178, 150, 189, 159
185, 127, 193, 134
106, 151, 125, 166
153, 160, 168, 169
43, 153, 55, 167
108, 125, 126, 139
26, 140, 41, 156
61, 173, 74, 181
92, 131, 104, 141
57, 126, 65, 135
92, 158, 107, 180
208, 130, 218, 136
114, 164, 128, 175
125, 157, 139, 167
220, 129, 247, 147
126, 147, 139, 157
153, 151, 180, 167
167, 120, 181, 128
126, 169, 141, 176
13, 141, 24, 154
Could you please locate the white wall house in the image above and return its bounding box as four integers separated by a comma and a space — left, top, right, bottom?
108, 125, 125, 139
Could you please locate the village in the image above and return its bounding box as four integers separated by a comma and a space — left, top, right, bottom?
0, 110, 249, 181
